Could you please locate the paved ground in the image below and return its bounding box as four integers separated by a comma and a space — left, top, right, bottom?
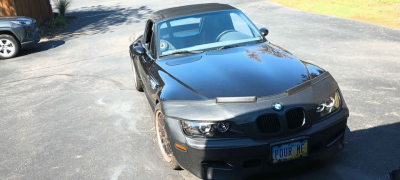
1, 0, 400, 179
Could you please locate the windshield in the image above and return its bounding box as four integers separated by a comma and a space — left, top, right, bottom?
157, 10, 264, 57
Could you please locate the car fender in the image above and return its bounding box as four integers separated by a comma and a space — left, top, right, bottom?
0, 27, 22, 44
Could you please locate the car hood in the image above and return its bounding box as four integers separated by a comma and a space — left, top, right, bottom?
0, 16, 33, 21
156, 42, 310, 100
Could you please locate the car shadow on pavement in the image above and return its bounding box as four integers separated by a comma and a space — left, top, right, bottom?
245, 122, 400, 180
18, 40, 65, 57
58, 5, 152, 40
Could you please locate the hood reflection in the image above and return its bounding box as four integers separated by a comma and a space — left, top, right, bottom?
245, 43, 294, 62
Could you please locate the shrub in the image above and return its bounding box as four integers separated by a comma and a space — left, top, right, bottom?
53, 0, 71, 17
53, 17, 67, 27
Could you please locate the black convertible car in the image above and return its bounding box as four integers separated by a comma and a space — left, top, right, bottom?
129, 3, 349, 179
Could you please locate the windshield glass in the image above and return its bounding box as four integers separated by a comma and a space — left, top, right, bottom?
157, 10, 264, 56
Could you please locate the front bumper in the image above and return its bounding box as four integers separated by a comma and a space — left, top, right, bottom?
21, 28, 41, 49
165, 107, 349, 179
11, 22, 41, 49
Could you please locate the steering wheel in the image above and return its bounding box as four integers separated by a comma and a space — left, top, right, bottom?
160, 39, 176, 52
215, 29, 238, 42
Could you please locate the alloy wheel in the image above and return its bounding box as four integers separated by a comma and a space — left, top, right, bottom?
0, 39, 16, 58
155, 110, 173, 162
131, 61, 138, 87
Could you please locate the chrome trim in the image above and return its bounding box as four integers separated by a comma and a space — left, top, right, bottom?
216, 96, 257, 103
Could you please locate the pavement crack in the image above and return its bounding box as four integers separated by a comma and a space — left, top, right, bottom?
21, 51, 125, 73
0, 73, 127, 90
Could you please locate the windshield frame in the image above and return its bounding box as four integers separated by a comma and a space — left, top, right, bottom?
154, 10, 266, 59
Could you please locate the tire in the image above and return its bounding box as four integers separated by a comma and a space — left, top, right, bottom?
131, 59, 143, 92
0, 34, 20, 59
154, 103, 182, 170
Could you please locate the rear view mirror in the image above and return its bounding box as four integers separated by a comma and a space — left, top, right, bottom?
133, 46, 146, 55
259, 27, 269, 37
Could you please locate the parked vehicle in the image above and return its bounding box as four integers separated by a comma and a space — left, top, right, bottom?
129, 3, 349, 179
0, 17, 41, 59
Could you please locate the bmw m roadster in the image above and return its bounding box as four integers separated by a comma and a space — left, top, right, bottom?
129, 3, 349, 179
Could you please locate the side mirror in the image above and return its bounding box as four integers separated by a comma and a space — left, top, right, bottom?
259, 27, 269, 37
133, 46, 146, 55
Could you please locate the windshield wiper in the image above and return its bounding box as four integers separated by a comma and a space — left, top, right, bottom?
216, 44, 241, 50
160, 50, 203, 57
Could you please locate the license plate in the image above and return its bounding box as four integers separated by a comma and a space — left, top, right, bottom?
271, 139, 308, 164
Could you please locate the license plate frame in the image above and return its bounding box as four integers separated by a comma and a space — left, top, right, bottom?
270, 138, 308, 164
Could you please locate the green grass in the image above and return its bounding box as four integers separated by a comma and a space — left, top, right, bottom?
269, 0, 400, 29
53, 0, 72, 17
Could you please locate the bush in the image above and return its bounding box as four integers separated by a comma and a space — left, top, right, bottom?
53, 17, 67, 27
53, 0, 71, 17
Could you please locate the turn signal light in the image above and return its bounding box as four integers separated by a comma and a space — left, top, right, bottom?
175, 143, 187, 152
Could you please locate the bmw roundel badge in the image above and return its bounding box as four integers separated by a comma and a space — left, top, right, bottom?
272, 102, 283, 111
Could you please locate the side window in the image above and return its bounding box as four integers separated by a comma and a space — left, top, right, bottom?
143, 21, 156, 57
230, 13, 253, 37
143, 21, 154, 46
149, 32, 156, 57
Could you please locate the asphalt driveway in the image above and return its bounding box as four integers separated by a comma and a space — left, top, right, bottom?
0, 0, 399, 179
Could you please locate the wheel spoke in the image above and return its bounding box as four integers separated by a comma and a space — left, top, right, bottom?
132, 64, 137, 85
0, 40, 5, 45
5, 40, 11, 47
6, 42, 13, 48
156, 110, 173, 162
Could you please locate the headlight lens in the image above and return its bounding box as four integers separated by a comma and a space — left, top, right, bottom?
316, 90, 341, 119
181, 121, 243, 138
11, 18, 32, 26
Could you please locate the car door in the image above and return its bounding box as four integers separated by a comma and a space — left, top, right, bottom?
138, 21, 158, 107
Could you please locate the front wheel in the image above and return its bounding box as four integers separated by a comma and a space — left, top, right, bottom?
0, 35, 20, 59
131, 59, 143, 92
154, 104, 181, 170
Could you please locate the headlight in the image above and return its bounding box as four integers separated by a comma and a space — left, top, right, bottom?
316, 90, 341, 119
181, 121, 244, 138
11, 18, 32, 26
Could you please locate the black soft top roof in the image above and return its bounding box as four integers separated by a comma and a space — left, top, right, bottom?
149, 3, 237, 22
